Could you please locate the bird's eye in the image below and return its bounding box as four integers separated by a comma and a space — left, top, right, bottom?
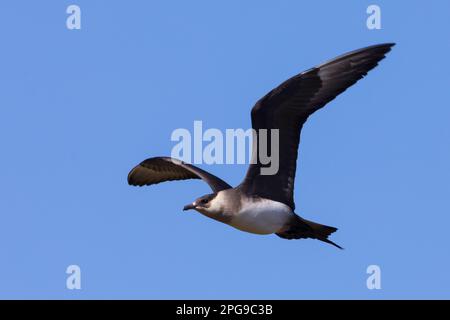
201, 199, 208, 204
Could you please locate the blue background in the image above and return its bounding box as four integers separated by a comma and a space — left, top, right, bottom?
1, 1, 449, 299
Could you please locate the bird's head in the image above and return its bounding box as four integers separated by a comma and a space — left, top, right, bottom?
183, 193, 219, 215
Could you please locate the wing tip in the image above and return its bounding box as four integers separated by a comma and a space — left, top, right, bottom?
126, 156, 205, 188
359, 42, 396, 52
127, 157, 164, 186
317, 42, 396, 69
373, 42, 396, 54
127, 165, 143, 186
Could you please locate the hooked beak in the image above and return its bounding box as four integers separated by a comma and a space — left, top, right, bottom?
183, 203, 196, 211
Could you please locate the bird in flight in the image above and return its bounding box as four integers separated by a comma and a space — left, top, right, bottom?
128, 43, 395, 249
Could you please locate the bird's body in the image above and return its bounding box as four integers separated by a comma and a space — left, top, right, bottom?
230, 197, 293, 235
128, 43, 395, 249
199, 188, 294, 235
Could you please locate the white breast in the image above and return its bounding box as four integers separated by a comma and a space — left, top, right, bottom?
228, 199, 293, 235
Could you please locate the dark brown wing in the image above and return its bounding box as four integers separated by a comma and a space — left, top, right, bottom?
128, 157, 232, 193
239, 43, 395, 209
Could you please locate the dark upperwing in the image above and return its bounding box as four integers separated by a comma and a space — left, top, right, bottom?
238, 43, 395, 210
128, 157, 232, 193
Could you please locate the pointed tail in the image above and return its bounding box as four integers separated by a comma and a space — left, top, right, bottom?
276, 215, 343, 249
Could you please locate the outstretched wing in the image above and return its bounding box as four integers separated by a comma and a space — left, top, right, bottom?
128, 157, 232, 193
239, 43, 395, 210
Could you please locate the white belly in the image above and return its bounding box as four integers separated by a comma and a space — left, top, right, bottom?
228, 199, 293, 235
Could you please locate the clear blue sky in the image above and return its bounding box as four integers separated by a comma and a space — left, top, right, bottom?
1, 1, 449, 299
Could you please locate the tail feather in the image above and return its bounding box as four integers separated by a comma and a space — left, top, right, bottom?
276, 215, 343, 249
